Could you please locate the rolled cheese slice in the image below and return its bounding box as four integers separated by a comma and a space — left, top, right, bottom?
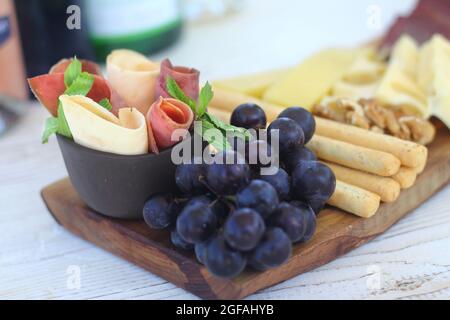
60, 95, 148, 155
106, 49, 160, 115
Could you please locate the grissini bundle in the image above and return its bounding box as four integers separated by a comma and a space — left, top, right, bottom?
392, 166, 417, 189
307, 135, 401, 177
323, 161, 401, 202
314, 117, 428, 169
328, 180, 381, 218
209, 88, 428, 170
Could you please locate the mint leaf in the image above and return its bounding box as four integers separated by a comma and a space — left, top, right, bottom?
64, 57, 82, 88
203, 112, 251, 140
166, 76, 197, 112
65, 72, 94, 96
56, 103, 72, 139
42, 117, 59, 143
198, 119, 231, 151
99, 98, 113, 111
197, 82, 213, 117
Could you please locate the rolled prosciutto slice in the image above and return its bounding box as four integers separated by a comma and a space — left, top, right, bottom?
156, 59, 200, 101
49, 58, 102, 75
28, 59, 126, 117
146, 97, 194, 154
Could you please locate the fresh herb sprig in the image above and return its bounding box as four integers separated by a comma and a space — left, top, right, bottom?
42, 57, 113, 143
166, 77, 251, 151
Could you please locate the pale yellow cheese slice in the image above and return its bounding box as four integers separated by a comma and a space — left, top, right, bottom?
60, 95, 148, 155
375, 35, 428, 117
106, 49, 160, 115
418, 34, 450, 127
262, 48, 362, 109
212, 68, 289, 98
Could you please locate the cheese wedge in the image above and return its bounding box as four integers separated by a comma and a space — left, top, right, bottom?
263, 48, 362, 109
418, 34, 450, 128
106, 49, 160, 115
60, 95, 148, 155
212, 68, 289, 98
375, 35, 429, 117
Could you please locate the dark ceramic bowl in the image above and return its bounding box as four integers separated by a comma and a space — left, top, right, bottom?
56, 135, 179, 219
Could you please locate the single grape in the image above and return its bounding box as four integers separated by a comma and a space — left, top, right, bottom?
278, 107, 316, 143
175, 158, 207, 195
204, 234, 247, 278
291, 161, 336, 205
259, 168, 290, 201
291, 201, 317, 242
170, 230, 194, 250
268, 202, 306, 242
283, 146, 317, 173
224, 208, 265, 251
230, 103, 267, 130
248, 227, 292, 270
236, 180, 279, 219
206, 151, 250, 195
143, 194, 178, 229
268, 118, 305, 156
176, 199, 217, 244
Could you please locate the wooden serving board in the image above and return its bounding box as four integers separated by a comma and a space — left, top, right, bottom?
41, 123, 450, 300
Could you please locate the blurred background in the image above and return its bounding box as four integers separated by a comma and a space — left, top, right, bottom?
0, 0, 416, 135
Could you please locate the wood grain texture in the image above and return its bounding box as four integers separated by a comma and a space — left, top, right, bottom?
40, 124, 450, 299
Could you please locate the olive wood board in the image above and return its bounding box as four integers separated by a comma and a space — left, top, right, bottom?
41, 123, 450, 300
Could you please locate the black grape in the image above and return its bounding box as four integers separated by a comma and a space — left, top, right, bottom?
206, 151, 251, 195
175, 158, 207, 195
278, 107, 316, 143
236, 180, 279, 219
291, 201, 317, 242
248, 227, 292, 271
268, 118, 305, 156
230, 103, 267, 130
204, 234, 247, 278
291, 161, 336, 205
268, 202, 306, 243
224, 208, 265, 251
143, 194, 178, 229
176, 199, 217, 244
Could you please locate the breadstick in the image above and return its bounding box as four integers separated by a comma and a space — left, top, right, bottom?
307, 135, 401, 177
413, 160, 426, 174
392, 166, 417, 189
211, 87, 284, 121
314, 117, 428, 169
323, 161, 401, 203
328, 180, 381, 218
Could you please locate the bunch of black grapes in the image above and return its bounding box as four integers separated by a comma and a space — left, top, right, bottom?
143, 104, 336, 279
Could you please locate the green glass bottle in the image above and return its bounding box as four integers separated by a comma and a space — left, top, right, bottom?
85, 0, 183, 60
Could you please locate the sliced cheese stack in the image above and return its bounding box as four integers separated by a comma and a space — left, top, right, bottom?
208, 90, 428, 219
60, 95, 148, 155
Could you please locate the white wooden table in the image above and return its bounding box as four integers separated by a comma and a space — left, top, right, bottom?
2, 0, 450, 300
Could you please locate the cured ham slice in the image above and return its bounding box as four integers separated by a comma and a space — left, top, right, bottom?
146, 97, 194, 154
59, 95, 148, 155
106, 49, 160, 115
156, 59, 200, 101
28, 58, 126, 117
28, 73, 119, 117
49, 58, 102, 75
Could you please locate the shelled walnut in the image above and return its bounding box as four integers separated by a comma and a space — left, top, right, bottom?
313, 97, 436, 145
